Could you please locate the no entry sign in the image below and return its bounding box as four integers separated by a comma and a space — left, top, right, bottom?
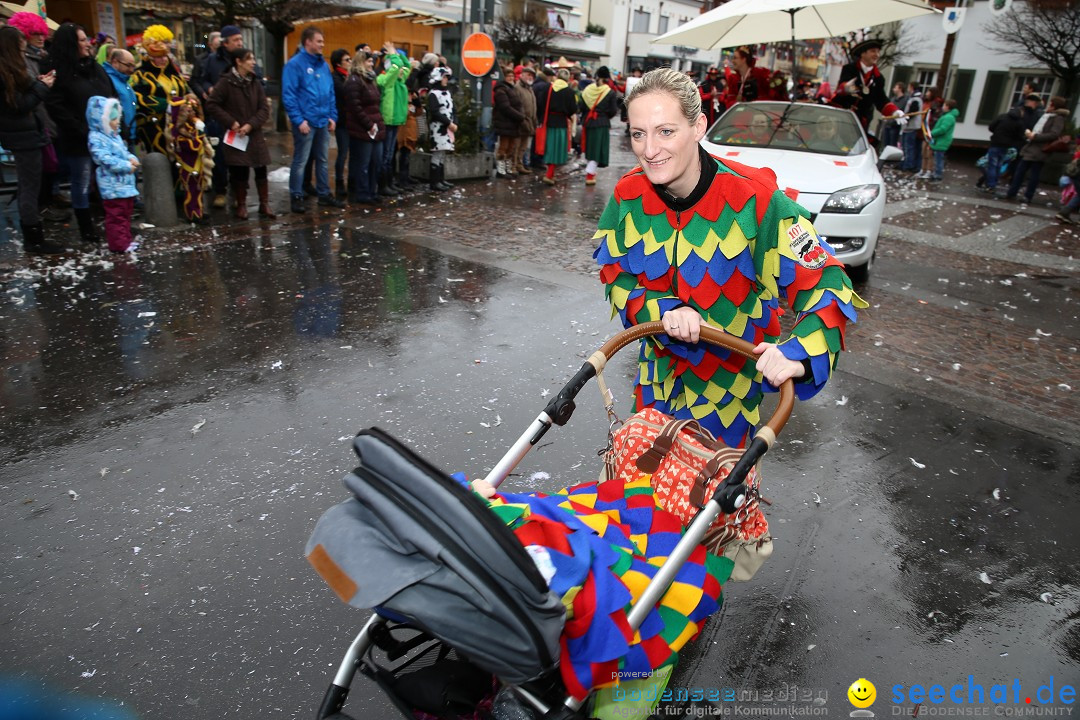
462, 32, 496, 77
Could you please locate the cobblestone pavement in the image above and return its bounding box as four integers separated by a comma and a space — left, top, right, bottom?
4, 129, 1077, 438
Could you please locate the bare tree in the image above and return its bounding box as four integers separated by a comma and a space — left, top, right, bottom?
494, 1, 554, 64
983, 0, 1080, 98
842, 22, 928, 70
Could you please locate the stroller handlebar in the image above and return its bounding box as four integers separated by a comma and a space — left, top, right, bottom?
595, 321, 795, 442
486, 322, 795, 490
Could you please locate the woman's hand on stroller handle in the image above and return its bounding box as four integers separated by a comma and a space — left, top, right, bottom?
594, 321, 795, 442
753, 342, 806, 386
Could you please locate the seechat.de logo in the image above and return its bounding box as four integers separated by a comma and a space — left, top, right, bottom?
850, 679, 878, 718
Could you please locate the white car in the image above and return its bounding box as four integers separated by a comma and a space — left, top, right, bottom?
701, 101, 901, 281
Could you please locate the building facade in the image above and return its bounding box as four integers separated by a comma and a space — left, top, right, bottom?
593, 0, 721, 74
888, 0, 1074, 145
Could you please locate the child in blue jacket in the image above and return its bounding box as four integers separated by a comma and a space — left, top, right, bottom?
87, 96, 140, 252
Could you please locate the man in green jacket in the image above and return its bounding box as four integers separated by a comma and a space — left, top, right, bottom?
376, 42, 411, 196
929, 98, 959, 181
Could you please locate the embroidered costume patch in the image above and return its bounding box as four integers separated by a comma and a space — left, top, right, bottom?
787, 222, 828, 269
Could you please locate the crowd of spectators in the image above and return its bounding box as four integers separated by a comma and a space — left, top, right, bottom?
1, 14, 1075, 254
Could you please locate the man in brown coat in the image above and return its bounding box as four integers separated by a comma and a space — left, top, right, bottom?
514, 66, 538, 174
1004, 95, 1070, 204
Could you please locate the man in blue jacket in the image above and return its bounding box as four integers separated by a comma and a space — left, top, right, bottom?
282, 26, 344, 213
103, 48, 137, 147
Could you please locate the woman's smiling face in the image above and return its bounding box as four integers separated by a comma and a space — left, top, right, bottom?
627, 90, 706, 199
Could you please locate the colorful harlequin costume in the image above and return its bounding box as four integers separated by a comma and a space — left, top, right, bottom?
131, 25, 192, 157
166, 95, 215, 222
593, 145, 867, 449
482, 475, 727, 701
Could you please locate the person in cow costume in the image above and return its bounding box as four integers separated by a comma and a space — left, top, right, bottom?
425, 66, 456, 192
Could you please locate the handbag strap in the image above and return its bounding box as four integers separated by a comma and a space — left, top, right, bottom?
538, 85, 554, 134
635, 418, 699, 473
689, 446, 743, 507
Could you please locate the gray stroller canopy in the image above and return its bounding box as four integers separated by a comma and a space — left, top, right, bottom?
306, 427, 565, 685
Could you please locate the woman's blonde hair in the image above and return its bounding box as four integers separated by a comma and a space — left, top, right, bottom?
350, 51, 370, 75
625, 67, 702, 125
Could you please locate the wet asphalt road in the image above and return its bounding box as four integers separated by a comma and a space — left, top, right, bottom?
2, 149, 1079, 719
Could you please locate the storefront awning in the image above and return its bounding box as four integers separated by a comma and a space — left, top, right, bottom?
294, 7, 456, 27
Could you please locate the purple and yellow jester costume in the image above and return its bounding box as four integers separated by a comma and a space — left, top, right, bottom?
166, 96, 215, 222
593, 146, 867, 448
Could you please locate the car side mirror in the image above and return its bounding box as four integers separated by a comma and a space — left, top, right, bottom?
878, 145, 903, 169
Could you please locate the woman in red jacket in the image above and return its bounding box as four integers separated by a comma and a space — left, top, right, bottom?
722, 46, 773, 106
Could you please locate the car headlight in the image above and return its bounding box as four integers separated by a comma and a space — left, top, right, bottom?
821, 184, 880, 214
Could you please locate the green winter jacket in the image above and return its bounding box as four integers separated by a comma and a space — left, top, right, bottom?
377, 53, 411, 126
929, 108, 959, 151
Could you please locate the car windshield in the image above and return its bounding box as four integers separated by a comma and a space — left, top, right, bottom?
706, 102, 867, 156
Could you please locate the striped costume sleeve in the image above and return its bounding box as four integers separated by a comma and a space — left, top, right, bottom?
592, 185, 685, 328
755, 189, 868, 399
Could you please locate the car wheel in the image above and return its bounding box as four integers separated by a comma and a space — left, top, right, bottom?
847, 249, 875, 283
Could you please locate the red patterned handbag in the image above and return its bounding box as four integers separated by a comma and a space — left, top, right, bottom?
601, 407, 772, 578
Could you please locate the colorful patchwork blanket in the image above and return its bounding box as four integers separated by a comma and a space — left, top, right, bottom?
486, 476, 732, 700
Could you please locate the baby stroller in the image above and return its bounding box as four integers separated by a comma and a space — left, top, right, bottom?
975, 147, 1018, 188
306, 322, 795, 719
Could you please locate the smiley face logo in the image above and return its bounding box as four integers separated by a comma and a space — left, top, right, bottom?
848, 678, 877, 709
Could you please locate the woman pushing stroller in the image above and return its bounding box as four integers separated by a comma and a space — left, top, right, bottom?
306, 67, 870, 720
593, 67, 866, 448
471, 66, 870, 704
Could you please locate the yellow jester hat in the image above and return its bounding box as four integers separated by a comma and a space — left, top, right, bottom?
141, 24, 173, 57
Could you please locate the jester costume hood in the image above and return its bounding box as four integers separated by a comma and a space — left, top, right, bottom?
593, 145, 867, 448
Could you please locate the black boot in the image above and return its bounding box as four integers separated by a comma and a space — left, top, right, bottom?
335, 178, 347, 199
384, 169, 403, 195
436, 165, 453, 192
429, 163, 445, 192
397, 154, 414, 187
21, 222, 67, 255
74, 208, 100, 243
377, 173, 396, 197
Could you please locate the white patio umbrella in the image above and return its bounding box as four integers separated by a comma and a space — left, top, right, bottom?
652, 0, 938, 51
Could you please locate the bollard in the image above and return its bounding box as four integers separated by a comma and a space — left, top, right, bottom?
141, 152, 178, 228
